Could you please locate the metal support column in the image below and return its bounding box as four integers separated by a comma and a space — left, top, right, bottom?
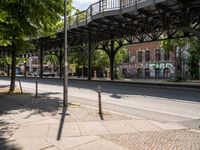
88, 33, 92, 81
39, 48, 43, 78
63, 0, 68, 107
110, 40, 114, 80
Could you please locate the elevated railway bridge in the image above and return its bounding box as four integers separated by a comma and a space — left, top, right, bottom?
0, 0, 200, 80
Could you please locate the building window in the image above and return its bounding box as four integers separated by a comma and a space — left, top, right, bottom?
145, 68, 150, 78
122, 68, 127, 77
129, 0, 134, 5
155, 49, 161, 61
138, 51, 142, 62
163, 68, 170, 78
145, 51, 150, 62
155, 68, 161, 78
137, 68, 142, 78
164, 52, 170, 61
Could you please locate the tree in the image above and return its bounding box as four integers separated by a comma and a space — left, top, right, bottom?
161, 32, 190, 80
0, 0, 71, 92
93, 45, 128, 78
68, 49, 87, 76
0, 56, 7, 71
43, 54, 59, 73
188, 39, 200, 79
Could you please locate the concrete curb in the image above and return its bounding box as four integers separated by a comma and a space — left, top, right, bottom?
1, 76, 200, 90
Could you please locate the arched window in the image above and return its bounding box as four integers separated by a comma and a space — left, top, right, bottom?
155, 49, 161, 61
145, 68, 150, 78
145, 51, 150, 62
163, 68, 170, 78
164, 52, 170, 61
155, 68, 161, 78
138, 51, 142, 62
137, 68, 142, 78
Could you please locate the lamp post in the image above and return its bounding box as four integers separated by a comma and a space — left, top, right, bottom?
64, 0, 68, 107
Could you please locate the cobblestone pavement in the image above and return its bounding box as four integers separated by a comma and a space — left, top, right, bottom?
101, 130, 200, 150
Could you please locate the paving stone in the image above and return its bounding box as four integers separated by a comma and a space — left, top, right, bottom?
70, 138, 129, 150
103, 120, 138, 134
47, 122, 81, 138
149, 120, 188, 130
78, 122, 109, 136
47, 136, 100, 150
10, 124, 49, 139
10, 138, 53, 150
45, 146, 60, 150
128, 120, 161, 131
10, 109, 48, 124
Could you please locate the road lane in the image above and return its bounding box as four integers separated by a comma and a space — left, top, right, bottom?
0, 77, 200, 123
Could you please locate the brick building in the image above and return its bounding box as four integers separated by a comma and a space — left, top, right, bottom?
120, 41, 176, 79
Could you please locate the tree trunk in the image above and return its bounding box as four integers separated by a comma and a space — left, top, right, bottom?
199, 60, 200, 80
10, 49, 16, 92
114, 59, 117, 79
109, 56, 114, 80
110, 40, 115, 80
7, 52, 10, 76
7, 64, 10, 77
24, 62, 27, 77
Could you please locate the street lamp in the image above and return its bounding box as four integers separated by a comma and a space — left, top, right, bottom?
64, 0, 68, 107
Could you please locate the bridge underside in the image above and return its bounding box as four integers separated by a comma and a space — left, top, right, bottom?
0, 0, 200, 80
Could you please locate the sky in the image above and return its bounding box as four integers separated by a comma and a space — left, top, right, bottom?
73, 0, 97, 10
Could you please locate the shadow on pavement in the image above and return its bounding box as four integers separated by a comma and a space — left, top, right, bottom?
110, 94, 122, 99
57, 107, 70, 141
0, 120, 22, 150
0, 93, 63, 148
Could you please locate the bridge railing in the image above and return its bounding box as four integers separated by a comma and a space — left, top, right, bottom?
68, 0, 146, 26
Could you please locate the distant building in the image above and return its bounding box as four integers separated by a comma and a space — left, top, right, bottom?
120, 41, 180, 79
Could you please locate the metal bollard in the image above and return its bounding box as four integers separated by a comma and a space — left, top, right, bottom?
97, 85, 102, 116
36, 81, 38, 98
17, 79, 23, 94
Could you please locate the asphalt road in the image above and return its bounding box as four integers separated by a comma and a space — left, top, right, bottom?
1, 77, 200, 124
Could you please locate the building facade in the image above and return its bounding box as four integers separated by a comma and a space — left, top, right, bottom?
120, 41, 177, 79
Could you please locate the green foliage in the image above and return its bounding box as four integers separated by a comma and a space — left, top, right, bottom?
115, 47, 129, 65
0, 0, 65, 51
0, 56, 7, 68
68, 50, 87, 66
0, 56, 28, 68
188, 40, 200, 79
93, 47, 128, 68
93, 50, 109, 68
43, 54, 59, 67
161, 31, 188, 52
161, 32, 194, 80
0, 0, 74, 90
161, 40, 174, 52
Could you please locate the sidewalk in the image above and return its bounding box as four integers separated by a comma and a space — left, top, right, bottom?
0, 91, 200, 149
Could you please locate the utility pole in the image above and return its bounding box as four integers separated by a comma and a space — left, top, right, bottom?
64, 0, 68, 107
